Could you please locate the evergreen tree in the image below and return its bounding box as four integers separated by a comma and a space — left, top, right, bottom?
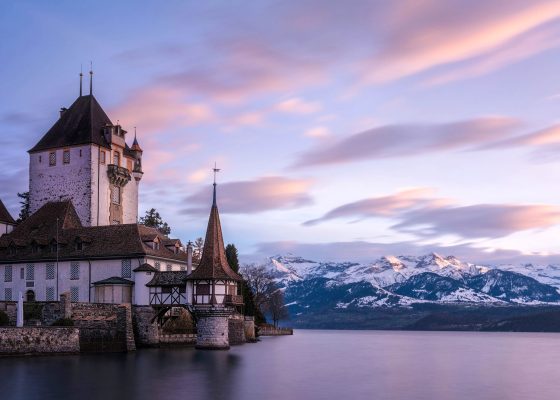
139, 208, 171, 236
225, 243, 240, 273
17, 191, 30, 223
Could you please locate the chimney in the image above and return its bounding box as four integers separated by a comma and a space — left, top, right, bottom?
59, 107, 68, 118
187, 241, 193, 274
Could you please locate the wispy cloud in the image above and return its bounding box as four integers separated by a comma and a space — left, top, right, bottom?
294, 117, 520, 167
181, 176, 313, 215
305, 189, 560, 240
275, 97, 321, 114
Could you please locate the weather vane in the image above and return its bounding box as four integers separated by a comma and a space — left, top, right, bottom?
213, 162, 221, 185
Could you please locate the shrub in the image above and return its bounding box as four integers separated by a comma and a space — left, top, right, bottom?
0, 310, 9, 326
51, 318, 74, 327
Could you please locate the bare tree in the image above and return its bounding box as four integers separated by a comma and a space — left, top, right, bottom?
241, 264, 276, 312
266, 288, 289, 328
193, 237, 204, 263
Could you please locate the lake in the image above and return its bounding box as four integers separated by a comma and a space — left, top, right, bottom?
1, 330, 559, 400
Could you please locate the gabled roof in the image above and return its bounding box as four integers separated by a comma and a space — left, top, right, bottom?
187, 184, 242, 281
133, 263, 158, 273
0, 199, 16, 225
146, 271, 190, 287
0, 201, 189, 263
29, 95, 112, 153
92, 277, 134, 285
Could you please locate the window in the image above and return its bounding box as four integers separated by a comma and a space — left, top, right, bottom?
46, 287, 55, 301
180, 265, 186, 271
76, 239, 83, 251
154, 262, 161, 270
4, 288, 12, 301
127, 159, 133, 172
121, 259, 132, 278
49, 151, 56, 166
39, 155, 42, 163
111, 185, 120, 205
70, 262, 80, 280
197, 284, 210, 295
51, 242, 58, 253
166, 264, 172, 272
70, 287, 79, 302
26, 264, 34, 281
79, 149, 82, 157
63, 149, 70, 164
20, 268, 24, 279
4, 266, 12, 282
113, 151, 120, 166
9, 246, 16, 255
31, 243, 39, 253
46, 263, 55, 280
100, 151, 106, 164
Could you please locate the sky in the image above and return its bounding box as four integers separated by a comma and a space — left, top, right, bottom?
1, 0, 560, 265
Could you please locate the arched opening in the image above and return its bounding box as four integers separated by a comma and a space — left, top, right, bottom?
26, 290, 36, 302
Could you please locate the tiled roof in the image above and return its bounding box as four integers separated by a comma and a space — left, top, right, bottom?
0, 201, 189, 263
133, 263, 158, 273
0, 199, 16, 225
92, 277, 134, 285
186, 185, 242, 281
29, 95, 112, 153
146, 271, 190, 287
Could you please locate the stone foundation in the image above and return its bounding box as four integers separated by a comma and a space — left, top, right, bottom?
228, 315, 246, 345
132, 306, 159, 347
0, 327, 80, 355
195, 307, 232, 350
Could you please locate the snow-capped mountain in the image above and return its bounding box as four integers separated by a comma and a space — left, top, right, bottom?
262, 253, 560, 311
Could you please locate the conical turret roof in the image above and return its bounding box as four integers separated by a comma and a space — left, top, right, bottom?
187, 184, 242, 281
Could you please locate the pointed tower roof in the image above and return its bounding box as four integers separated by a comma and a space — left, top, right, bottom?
0, 199, 16, 225
29, 95, 113, 153
187, 183, 242, 281
131, 131, 143, 152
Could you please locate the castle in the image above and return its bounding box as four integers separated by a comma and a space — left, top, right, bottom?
0, 78, 244, 343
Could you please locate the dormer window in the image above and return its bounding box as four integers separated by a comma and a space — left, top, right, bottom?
50, 242, 58, 253
8, 245, 16, 255
76, 239, 83, 251
31, 242, 39, 254
155, 241, 160, 250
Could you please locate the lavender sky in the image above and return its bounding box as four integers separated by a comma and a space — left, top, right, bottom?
1, 0, 560, 264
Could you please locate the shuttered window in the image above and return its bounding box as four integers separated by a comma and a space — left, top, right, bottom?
4, 266, 12, 282
121, 259, 132, 278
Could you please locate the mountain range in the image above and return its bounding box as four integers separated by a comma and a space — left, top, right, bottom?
262, 253, 560, 330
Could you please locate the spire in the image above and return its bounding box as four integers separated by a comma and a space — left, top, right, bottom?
187, 168, 242, 282
89, 61, 93, 95
131, 127, 143, 152
79, 65, 83, 97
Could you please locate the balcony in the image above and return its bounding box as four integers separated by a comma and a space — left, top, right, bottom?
224, 294, 244, 306
107, 164, 132, 187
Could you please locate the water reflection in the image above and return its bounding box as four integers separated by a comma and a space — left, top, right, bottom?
1, 331, 560, 400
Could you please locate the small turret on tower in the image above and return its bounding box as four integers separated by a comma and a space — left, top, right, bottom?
131, 128, 144, 182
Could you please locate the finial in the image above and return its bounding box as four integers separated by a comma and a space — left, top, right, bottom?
212, 162, 221, 206
79, 64, 83, 97
89, 61, 93, 95
134, 126, 137, 140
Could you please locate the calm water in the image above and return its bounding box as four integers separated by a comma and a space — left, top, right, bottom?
1, 330, 560, 400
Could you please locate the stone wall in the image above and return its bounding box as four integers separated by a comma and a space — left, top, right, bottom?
244, 317, 256, 342
228, 315, 246, 345
195, 308, 231, 350
159, 333, 196, 346
132, 306, 159, 347
71, 302, 135, 352
258, 326, 294, 336
0, 327, 79, 355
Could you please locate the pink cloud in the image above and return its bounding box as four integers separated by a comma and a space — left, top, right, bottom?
276, 97, 321, 114
295, 117, 520, 167
182, 176, 313, 214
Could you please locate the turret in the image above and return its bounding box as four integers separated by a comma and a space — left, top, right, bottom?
131, 131, 144, 182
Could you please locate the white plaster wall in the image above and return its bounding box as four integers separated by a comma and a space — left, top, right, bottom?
122, 179, 139, 224
0, 262, 55, 302
146, 257, 187, 272
29, 146, 93, 225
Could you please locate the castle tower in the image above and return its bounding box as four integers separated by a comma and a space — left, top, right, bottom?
28, 82, 143, 226
187, 171, 243, 350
